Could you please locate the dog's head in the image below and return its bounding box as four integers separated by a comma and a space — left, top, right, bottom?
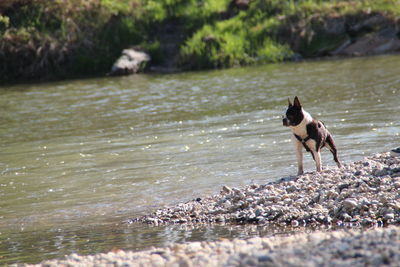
283, 96, 304, 127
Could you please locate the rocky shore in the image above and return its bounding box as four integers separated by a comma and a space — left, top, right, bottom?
131, 152, 400, 227
27, 227, 400, 266
25, 152, 400, 266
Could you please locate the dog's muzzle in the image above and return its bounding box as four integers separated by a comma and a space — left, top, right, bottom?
282, 117, 289, 126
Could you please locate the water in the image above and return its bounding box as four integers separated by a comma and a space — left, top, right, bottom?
1, 54, 399, 264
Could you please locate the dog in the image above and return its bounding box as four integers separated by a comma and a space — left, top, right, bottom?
282, 96, 341, 175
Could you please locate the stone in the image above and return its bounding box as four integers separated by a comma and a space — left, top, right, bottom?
373, 168, 389, 177
384, 213, 395, 221
222, 185, 232, 194
342, 213, 352, 221
258, 255, 273, 263
109, 48, 150, 76
338, 33, 400, 57
343, 198, 358, 210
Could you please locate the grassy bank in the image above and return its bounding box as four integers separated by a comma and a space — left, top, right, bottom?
1, 0, 399, 83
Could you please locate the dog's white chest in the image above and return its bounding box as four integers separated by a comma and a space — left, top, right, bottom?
290, 111, 312, 139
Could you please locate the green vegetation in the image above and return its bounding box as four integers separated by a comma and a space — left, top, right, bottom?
1, 0, 399, 83
179, 12, 293, 69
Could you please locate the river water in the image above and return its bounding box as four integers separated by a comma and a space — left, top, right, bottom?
1, 55, 399, 264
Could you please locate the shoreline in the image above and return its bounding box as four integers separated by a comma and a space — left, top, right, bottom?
26, 227, 400, 266
24, 152, 400, 266
1, 53, 399, 89
131, 152, 400, 227
2, 1, 400, 85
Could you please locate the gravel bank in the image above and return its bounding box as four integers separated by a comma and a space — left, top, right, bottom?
26, 227, 400, 266
24, 153, 400, 266
131, 153, 400, 227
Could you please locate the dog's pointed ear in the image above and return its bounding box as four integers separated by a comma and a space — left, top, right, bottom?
288, 97, 293, 107
293, 96, 301, 108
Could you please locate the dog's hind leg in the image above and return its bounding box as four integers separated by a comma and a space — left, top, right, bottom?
326, 134, 342, 168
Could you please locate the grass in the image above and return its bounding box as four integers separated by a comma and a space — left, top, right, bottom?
1, 0, 400, 83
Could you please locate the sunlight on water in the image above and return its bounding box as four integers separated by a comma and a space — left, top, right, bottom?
0, 54, 399, 264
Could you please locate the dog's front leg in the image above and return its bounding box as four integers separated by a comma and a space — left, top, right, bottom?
313, 150, 322, 172
295, 140, 304, 175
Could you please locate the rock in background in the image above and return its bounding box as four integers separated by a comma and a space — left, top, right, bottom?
109, 48, 150, 76
279, 12, 400, 58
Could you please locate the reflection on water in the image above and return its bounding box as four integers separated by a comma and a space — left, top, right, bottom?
0, 219, 355, 264
0, 54, 399, 264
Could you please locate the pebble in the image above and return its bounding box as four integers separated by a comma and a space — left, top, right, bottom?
222, 185, 232, 194
343, 198, 358, 210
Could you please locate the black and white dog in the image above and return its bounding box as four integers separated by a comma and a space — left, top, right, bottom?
283, 96, 341, 175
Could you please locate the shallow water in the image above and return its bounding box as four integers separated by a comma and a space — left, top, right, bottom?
0, 54, 399, 264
